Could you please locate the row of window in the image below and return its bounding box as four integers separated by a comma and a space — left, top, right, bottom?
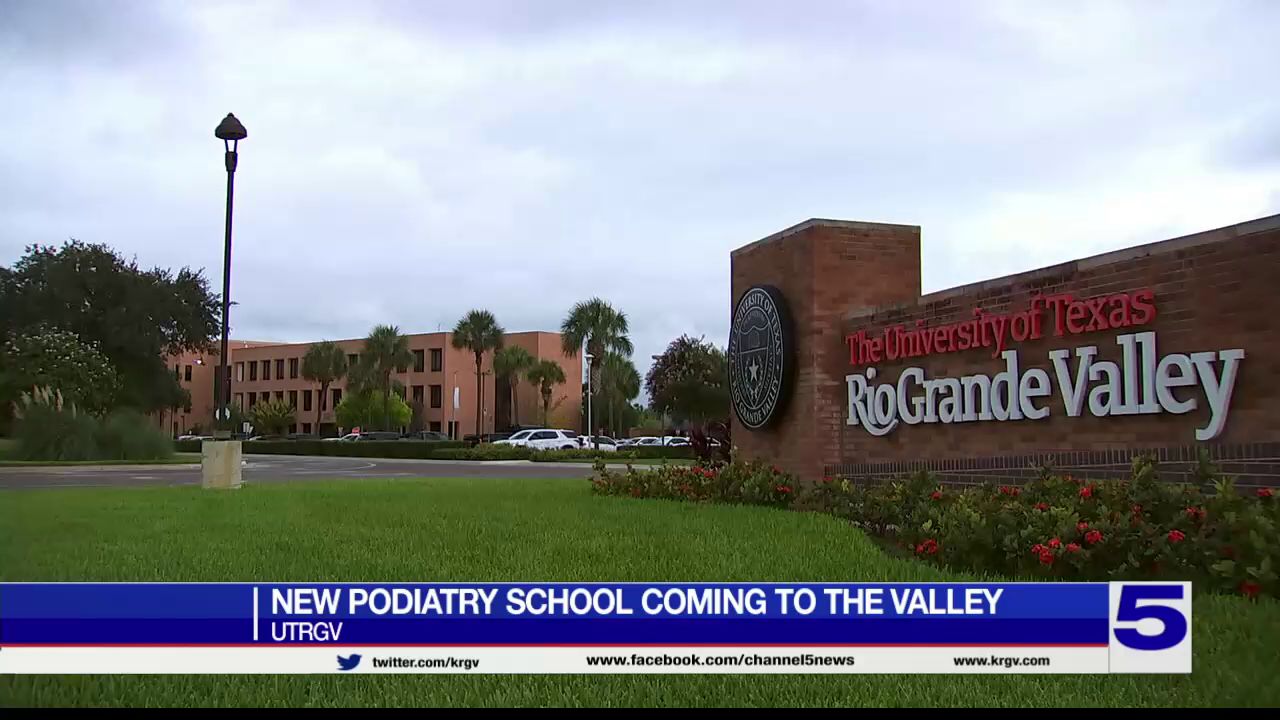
234, 385, 445, 410
231, 349, 445, 382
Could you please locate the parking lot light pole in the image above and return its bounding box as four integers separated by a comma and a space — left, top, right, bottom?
213, 113, 247, 438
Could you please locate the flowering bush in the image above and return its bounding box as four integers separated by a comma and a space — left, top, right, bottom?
807, 456, 1278, 599
590, 457, 798, 508
595, 453, 1279, 600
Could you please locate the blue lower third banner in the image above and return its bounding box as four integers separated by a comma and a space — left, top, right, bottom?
0, 582, 1190, 674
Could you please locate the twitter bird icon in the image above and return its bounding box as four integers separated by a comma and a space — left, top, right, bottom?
337, 654, 362, 671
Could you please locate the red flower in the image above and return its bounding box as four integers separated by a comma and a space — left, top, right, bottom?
775, 485, 793, 494
1038, 550, 1055, 566
1167, 529, 1186, 543
1030, 544, 1046, 555
1079, 484, 1094, 499
771, 465, 781, 475
1048, 538, 1062, 549
931, 490, 943, 501
1258, 488, 1274, 498
822, 476, 834, 484
1131, 503, 1143, 515
1239, 581, 1261, 599
1185, 507, 1205, 522
999, 485, 1020, 496
1065, 543, 1081, 553
1035, 502, 1049, 511
1085, 530, 1103, 545
1077, 521, 1089, 532
916, 538, 939, 556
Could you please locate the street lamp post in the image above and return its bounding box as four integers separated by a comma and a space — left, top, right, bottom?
584, 352, 594, 449
213, 113, 246, 438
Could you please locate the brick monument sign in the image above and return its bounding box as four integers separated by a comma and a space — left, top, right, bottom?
729, 214, 1280, 488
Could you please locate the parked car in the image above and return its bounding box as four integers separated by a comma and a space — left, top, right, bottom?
578, 435, 619, 452
323, 433, 358, 442
664, 436, 691, 447
177, 434, 214, 442
407, 431, 451, 442
495, 428, 580, 451
355, 431, 402, 441
248, 434, 286, 441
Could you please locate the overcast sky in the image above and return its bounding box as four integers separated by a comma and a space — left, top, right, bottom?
3, 0, 1278, 387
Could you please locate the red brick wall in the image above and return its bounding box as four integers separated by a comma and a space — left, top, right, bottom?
730, 215, 1280, 486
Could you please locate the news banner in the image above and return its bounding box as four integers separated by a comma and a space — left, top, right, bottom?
0, 582, 1191, 674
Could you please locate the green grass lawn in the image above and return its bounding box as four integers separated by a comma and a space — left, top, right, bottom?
2, 478, 1277, 707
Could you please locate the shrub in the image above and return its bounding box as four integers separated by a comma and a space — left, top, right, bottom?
804, 456, 1279, 600
529, 447, 697, 462
432, 446, 532, 461
591, 456, 798, 507
10, 387, 172, 461
95, 410, 172, 461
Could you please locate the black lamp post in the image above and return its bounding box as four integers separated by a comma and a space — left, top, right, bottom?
214, 113, 246, 437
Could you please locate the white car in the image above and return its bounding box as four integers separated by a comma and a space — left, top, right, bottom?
496, 429, 581, 451
630, 436, 663, 447
579, 436, 619, 452
664, 436, 691, 447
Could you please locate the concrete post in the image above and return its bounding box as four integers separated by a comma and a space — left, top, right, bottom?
201, 440, 243, 489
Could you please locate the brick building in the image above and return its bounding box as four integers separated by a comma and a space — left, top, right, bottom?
161, 331, 581, 438
730, 213, 1280, 487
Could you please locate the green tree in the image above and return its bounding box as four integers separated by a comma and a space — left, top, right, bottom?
493, 345, 536, 430
0, 241, 219, 413
597, 352, 641, 437
646, 335, 730, 429
351, 325, 413, 431
560, 297, 633, 387
249, 398, 295, 436
526, 360, 566, 427
0, 329, 122, 418
451, 310, 504, 438
300, 341, 348, 435
335, 390, 411, 432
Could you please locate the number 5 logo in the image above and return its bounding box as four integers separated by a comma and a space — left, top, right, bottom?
1108, 582, 1191, 673
1113, 585, 1187, 650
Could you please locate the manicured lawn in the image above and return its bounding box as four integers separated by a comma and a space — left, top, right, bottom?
1, 478, 1277, 707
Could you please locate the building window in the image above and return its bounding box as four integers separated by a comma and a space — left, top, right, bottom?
275, 391, 284, 402
289, 358, 299, 379
288, 423, 297, 435
303, 390, 312, 412
184, 403, 192, 414
262, 360, 271, 381
233, 393, 243, 409
412, 385, 424, 404
447, 421, 457, 439
430, 385, 442, 409
184, 365, 192, 382
174, 364, 180, 379
275, 359, 284, 379
413, 350, 425, 372
429, 421, 441, 432
236, 363, 244, 382
430, 349, 442, 372
288, 390, 298, 408
347, 353, 359, 369
332, 388, 342, 408
249, 362, 257, 381
248, 394, 257, 408
302, 422, 312, 434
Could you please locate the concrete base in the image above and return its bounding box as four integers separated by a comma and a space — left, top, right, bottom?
201, 440, 243, 489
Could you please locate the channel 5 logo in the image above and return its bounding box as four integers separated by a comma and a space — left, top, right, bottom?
1108, 582, 1191, 673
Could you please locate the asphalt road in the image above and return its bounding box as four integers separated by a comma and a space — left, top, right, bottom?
0, 455, 602, 490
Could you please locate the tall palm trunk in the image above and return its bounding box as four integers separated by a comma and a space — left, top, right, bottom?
510, 378, 519, 429
317, 381, 329, 433
474, 352, 483, 439
542, 389, 551, 426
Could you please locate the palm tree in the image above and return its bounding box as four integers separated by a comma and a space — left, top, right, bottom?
300, 340, 347, 436
600, 352, 640, 436
357, 325, 414, 431
451, 310, 504, 439
561, 298, 632, 445
526, 360, 566, 427
493, 345, 536, 430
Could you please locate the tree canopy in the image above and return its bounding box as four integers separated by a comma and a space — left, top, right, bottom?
0, 241, 219, 414
645, 335, 729, 427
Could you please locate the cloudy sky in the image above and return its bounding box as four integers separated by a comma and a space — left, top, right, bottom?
3, 0, 1278, 386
